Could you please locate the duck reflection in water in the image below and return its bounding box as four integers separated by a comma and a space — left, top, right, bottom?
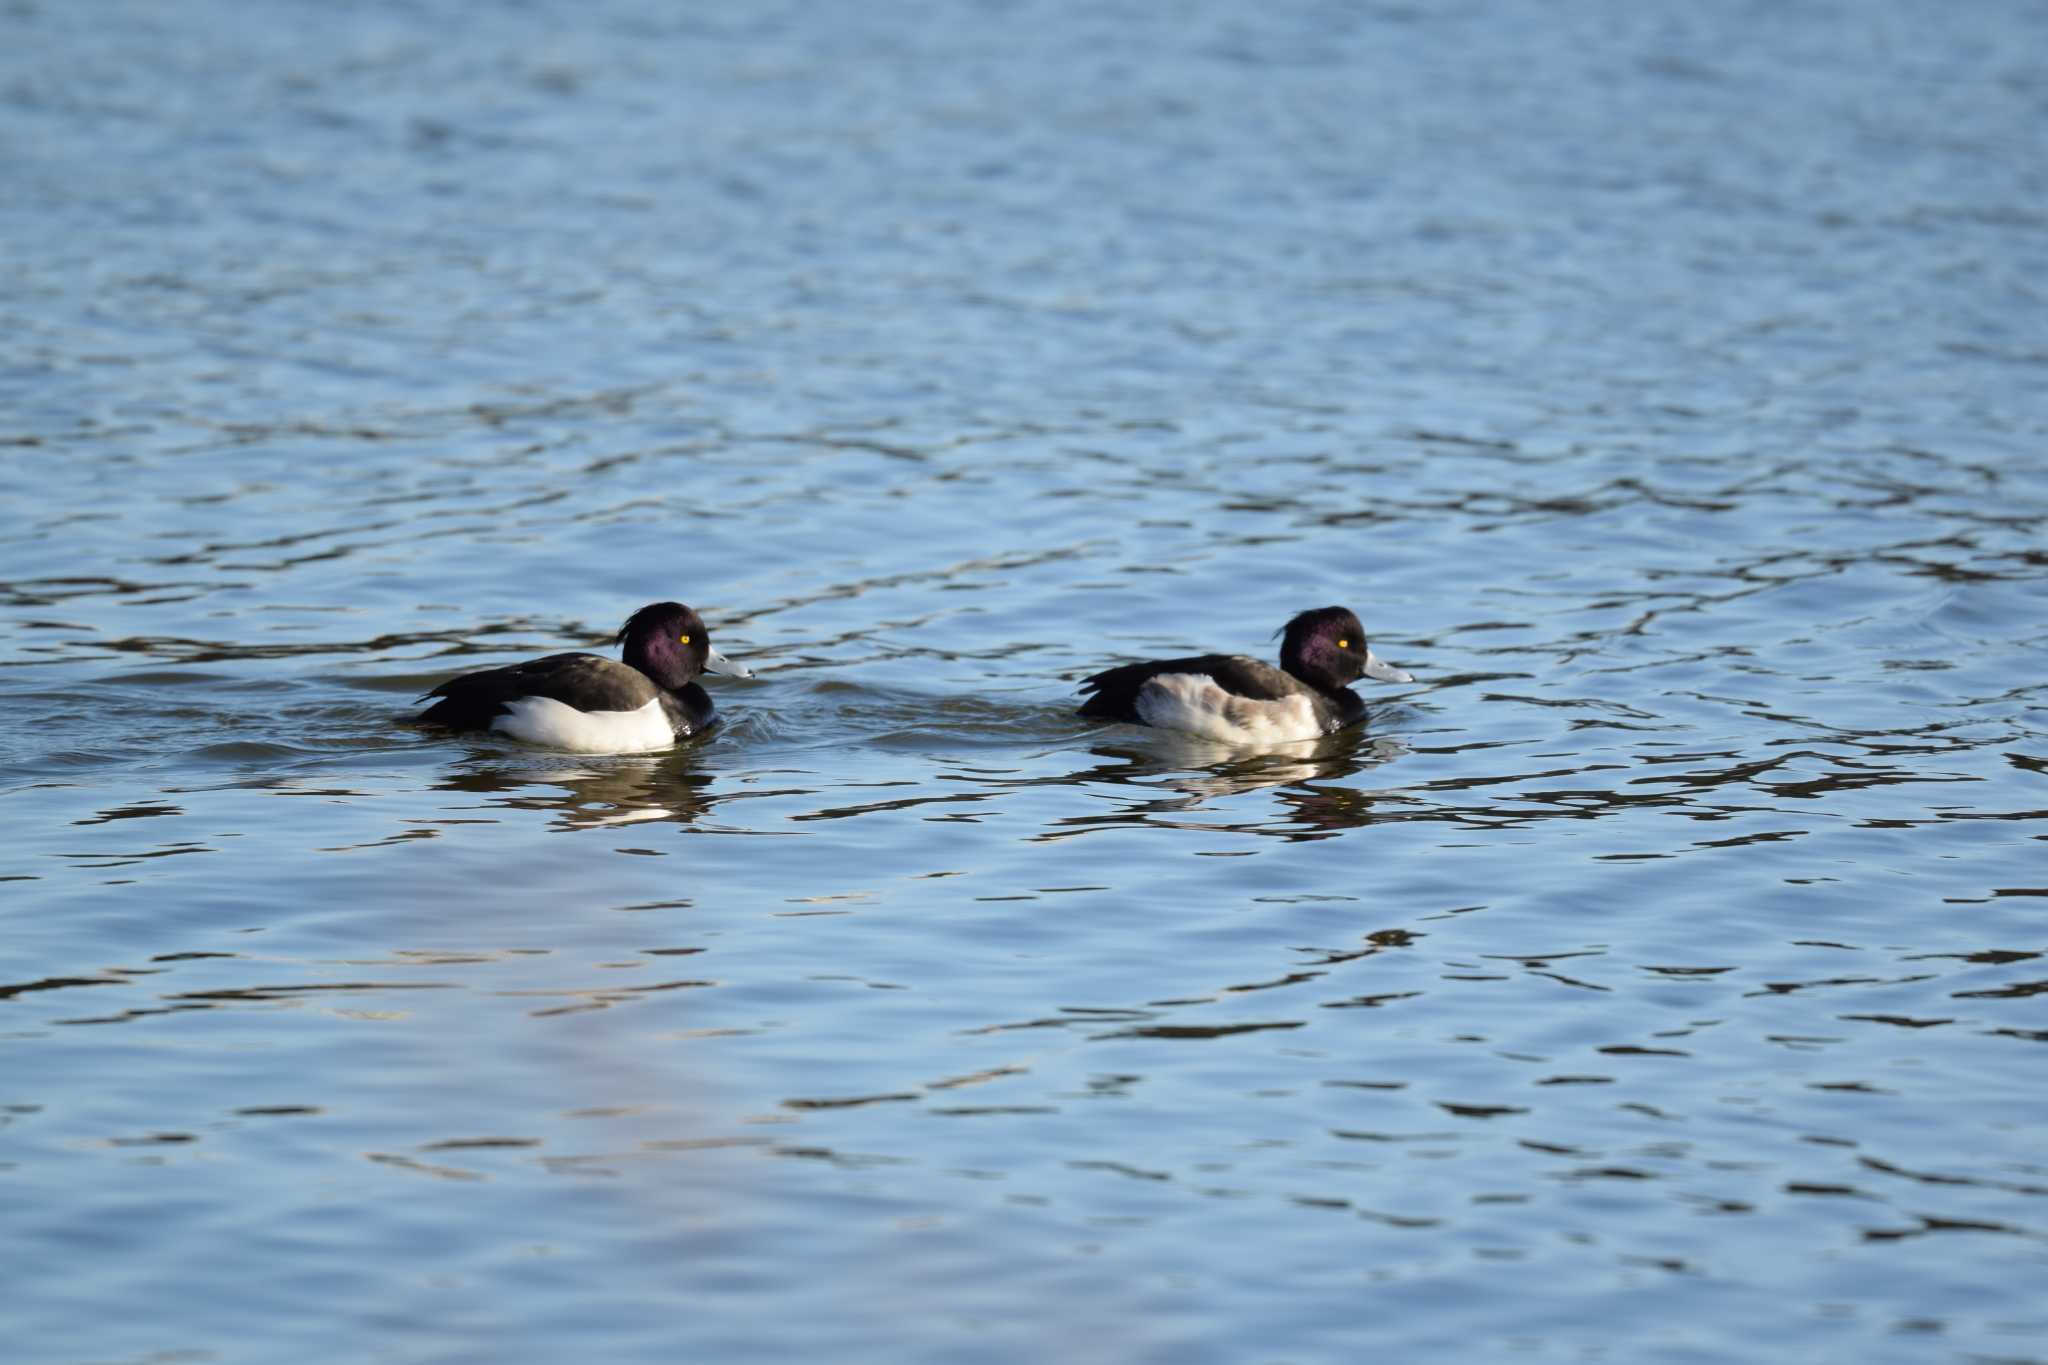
1038, 730, 1412, 843
431, 754, 719, 832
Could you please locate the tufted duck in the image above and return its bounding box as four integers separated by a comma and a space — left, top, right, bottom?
1076, 605, 1410, 744
416, 601, 751, 753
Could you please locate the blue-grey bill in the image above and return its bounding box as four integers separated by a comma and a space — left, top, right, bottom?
705, 647, 753, 680
1363, 649, 1412, 684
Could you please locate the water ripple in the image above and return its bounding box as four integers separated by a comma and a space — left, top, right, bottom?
5, 1, 2047, 1361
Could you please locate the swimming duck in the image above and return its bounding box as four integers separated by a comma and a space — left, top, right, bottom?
1076, 605, 1410, 744
416, 601, 752, 753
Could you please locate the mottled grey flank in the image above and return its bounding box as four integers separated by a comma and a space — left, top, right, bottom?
2, 1, 2045, 1363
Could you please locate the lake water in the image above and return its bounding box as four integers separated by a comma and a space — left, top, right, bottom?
4, 2, 2046, 1361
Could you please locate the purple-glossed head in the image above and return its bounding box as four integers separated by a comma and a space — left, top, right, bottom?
616, 601, 753, 691
1278, 605, 1412, 692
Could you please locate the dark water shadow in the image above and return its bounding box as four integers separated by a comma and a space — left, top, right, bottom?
427, 751, 721, 832
1026, 728, 1414, 842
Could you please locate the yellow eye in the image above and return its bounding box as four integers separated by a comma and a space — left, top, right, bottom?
679, 633, 691, 644
1337, 638, 1350, 649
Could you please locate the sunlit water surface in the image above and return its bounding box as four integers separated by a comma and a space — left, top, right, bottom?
4, 2, 2047, 1362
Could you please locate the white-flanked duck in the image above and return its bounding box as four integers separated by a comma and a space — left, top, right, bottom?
1076, 605, 1410, 744
417, 601, 751, 753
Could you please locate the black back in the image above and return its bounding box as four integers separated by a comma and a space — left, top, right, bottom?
415, 652, 661, 732
1078, 653, 1302, 723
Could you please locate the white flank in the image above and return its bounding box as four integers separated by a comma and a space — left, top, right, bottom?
490, 695, 676, 754
1133, 673, 1321, 744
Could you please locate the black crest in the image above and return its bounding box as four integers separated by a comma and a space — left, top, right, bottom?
1277, 606, 1367, 692
616, 601, 712, 691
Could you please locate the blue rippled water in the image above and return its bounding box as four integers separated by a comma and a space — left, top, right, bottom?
4, 2, 2046, 1362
